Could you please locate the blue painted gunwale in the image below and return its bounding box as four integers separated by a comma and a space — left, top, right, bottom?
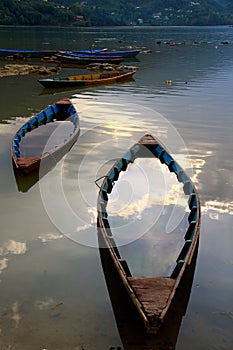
12, 98, 79, 174
0, 48, 57, 58
0, 48, 105, 58
55, 53, 125, 65
64, 49, 141, 58
97, 133, 201, 333
66, 48, 107, 54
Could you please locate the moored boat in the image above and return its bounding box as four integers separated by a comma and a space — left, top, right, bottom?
63, 49, 141, 58
0, 48, 57, 58
12, 98, 80, 174
38, 70, 136, 88
0, 48, 107, 59
97, 134, 201, 334
66, 48, 107, 54
55, 52, 124, 65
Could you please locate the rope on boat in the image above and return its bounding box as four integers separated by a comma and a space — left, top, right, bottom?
95, 175, 108, 188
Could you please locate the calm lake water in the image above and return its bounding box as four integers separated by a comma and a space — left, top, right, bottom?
0, 26, 233, 350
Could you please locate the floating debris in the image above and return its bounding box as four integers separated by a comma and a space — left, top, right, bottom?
87, 63, 118, 71
35, 297, 55, 310
118, 65, 139, 71
87, 63, 139, 71
11, 302, 21, 328
51, 302, 63, 310
141, 49, 152, 54
41, 56, 58, 63
0, 64, 60, 77
0, 258, 8, 272
212, 310, 233, 320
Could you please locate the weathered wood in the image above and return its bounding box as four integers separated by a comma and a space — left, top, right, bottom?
138, 133, 159, 146
12, 98, 80, 175
97, 133, 201, 334
16, 157, 40, 166
128, 277, 175, 321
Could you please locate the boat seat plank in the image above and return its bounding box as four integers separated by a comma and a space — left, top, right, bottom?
91, 74, 100, 80
128, 277, 175, 318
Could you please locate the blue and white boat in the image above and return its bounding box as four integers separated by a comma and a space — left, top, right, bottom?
12, 98, 80, 174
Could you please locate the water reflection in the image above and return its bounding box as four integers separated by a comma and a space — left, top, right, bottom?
13, 119, 80, 192
11, 301, 21, 328
38, 114, 196, 250
0, 240, 27, 274
0, 240, 27, 255
104, 157, 190, 275
0, 258, 8, 273
0, 26, 232, 349
203, 200, 233, 216
14, 155, 61, 193
38, 232, 63, 243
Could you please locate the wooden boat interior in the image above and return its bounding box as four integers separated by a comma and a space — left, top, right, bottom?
97, 134, 201, 333
67, 71, 133, 81
12, 99, 79, 161
98, 225, 199, 349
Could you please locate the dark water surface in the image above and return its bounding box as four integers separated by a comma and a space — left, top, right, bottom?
0, 26, 232, 349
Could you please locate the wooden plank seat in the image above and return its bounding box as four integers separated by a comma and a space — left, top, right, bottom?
91, 74, 100, 80
128, 277, 175, 329
68, 74, 101, 81
68, 75, 83, 81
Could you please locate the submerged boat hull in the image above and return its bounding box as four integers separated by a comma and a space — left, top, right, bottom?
97, 134, 201, 334
99, 228, 199, 349
12, 98, 80, 175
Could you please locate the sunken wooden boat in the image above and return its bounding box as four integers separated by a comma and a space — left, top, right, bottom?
98, 221, 199, 349
12, 98, 80, 175
38, 70, 136, 88
97, 134, 201, 334
55, 52, 124, 65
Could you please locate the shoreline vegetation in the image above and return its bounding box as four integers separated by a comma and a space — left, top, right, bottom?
0, 0, 233, 27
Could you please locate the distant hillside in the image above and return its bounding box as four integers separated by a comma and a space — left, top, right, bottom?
215, 0, 232, 6
226, 1, 233, 11
83, 0, 233, 26
0, 0, 233, 26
